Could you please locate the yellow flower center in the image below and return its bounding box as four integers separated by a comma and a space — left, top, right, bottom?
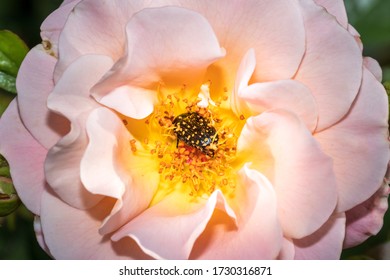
122, 83, 245, 205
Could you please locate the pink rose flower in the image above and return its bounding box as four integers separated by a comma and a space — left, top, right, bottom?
0, 0, 388, 259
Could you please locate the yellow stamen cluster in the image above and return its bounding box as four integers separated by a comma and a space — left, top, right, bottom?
124, 84, 244, 201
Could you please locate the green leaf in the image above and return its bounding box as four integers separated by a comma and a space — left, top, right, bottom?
0, 89, 15, 116
0, 30, 29, 75
0, 30, 29, 95
0, 194, 21, 217
0, 177, 20, 217
0, 71, 16, 94
0, 154, 11, 178
0, 179, 15, 195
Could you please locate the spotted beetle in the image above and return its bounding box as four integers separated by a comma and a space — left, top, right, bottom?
172, 112, 218, 156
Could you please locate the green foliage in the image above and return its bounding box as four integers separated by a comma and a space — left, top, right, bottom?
0, 179, 20, 218
0, 30, 29, 94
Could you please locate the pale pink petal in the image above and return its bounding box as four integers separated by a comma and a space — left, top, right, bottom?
231, 49, 255, 117
112, 190, 236, 260
33, 216, 52, 257
40, 0, 82, 55
295, 0, 362, 131
348, 24, 363, 51
344, 179, 390, 248
81, 108, 129, 199
16, 46, 68, 149
96, 85, 157, 120
178, 0, 305, 83
92, 6, 225, 118
40, 190, 151, 259
45, 55, 114, 209
0, 100, 46, 215
239, 80, 318, 131
294, 213, 346, 259
57, 0, 305, 88
54, 0, 142, 80
315, 67, 389, 212
80, 107, 160, 235
313, 0, 348, 28
191, 165, 283, 259
237, 110, 338, 238
364, 57, 383, 82
277, 238, 295, 260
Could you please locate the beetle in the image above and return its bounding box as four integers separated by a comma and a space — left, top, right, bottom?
172, 112, 218, 156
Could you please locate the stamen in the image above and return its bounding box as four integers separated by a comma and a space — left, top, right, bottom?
127, 83, 242, 202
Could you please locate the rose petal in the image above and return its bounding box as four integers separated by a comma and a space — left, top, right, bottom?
112, 190, 236, 260
231, 48, 255, 117
295, 0, 362, 131
54, 0, 140, 80
45, 55, 114, 209
239, 79, 318, 131
34, 216, 52, 257
294, 213, 346, 259
92, 6, 224, 118
344, 179, 390, 248
96, 85, 157, 120
57, 0, 306, 88
180, 0, 305, 83
364, 57, 383, 82
191, 165, 283, 259
237, 110, 338, 238
315, 67, 389, 212
313, 0, 348, 28
40, 190, 151, 259
348, 24, 363, 51
16, 46, 68, 149
277, 238, 295, 260
80, 107, 160, 235
0, 100, 46, 215
40, 0, 82, 55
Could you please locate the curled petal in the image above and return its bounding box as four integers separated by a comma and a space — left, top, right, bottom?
112, 190, 236, 260
231, 48, 255, 117
0, 101, 47, 215
315, 67, 389, 212
40, 0, 82, 55
277, 238, 295, 260
191, 165, 283, 259
95, 85, 157, 120
34, 216, 52, 257
364, 57, 383, 82
54, 0, 142, 80
239, 79, 318, 131
81, 108, 128, 199
348, 24, 363, 51
237, 110, 338, 238
313, 0, 348, 28
92, 6, 224, 118
45, 55, 114, 209
294, 213, 346, 260
181, 0, 305, 83
80, 107, 159, 235
40, 190, 151, 259
296, 0, 362, 131
16, 46, 68, 149
344, 179, 390, 248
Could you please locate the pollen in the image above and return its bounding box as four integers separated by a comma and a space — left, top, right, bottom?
124, 83, 243, 204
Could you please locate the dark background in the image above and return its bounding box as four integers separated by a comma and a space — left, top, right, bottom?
0, 0, 389, 259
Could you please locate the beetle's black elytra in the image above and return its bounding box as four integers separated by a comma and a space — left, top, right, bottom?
172, 112, 218, 156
